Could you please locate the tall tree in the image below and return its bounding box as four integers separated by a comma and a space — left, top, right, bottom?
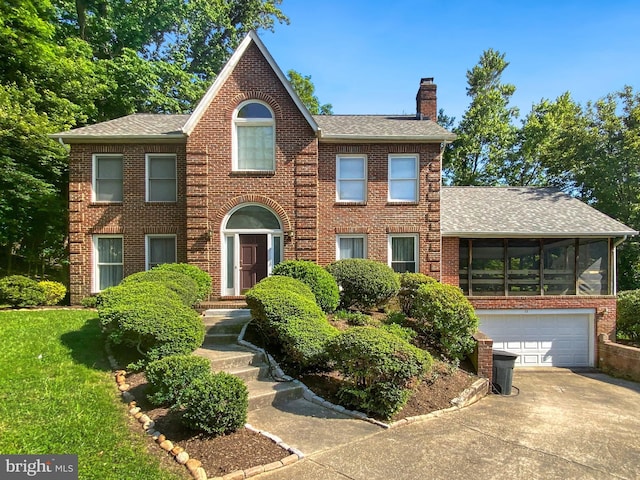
443, 49, 518, 185
287, 69, 332, 115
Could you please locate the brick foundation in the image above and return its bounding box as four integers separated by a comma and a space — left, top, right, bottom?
598, 334, 640, 382
471, 331, 493, 383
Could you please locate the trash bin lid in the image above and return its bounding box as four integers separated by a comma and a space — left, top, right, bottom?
492, 349, 519, 359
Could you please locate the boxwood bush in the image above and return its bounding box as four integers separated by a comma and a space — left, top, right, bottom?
145, 355, 211, 407
120, 270, 199, 306
97, 282, 204, 367
410, 282, 479, 361
0, 275, 46, 307
326, 259, 400, 310
272, 260, 340, 313
179, 372, 248, 435
152, 263, 212, 303
397, 272, 436, 315
327, 327, 432, 418
617, 290, 640, 341
38, 280, 67, 306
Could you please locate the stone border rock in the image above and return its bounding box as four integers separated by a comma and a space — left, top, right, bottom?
238, 323, 490, 429
105, 343, 302, 480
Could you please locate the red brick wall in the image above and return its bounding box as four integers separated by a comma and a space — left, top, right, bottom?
441, 236, 459, 286
68, 143, 187, 304
317, 143, 442, 278
471, 331, 493, 382
598, 335, 640, 381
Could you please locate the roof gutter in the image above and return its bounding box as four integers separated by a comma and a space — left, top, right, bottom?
47, 134, 187, 143
317, 133, 457, 143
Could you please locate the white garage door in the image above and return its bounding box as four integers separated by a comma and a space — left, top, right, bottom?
477, 309, 594, 367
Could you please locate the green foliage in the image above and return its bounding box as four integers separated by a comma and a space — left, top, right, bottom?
120, 270, 199, 306
97, 282, 204, 367
246, 276, 338, 371
272, 260, 340, 312
384, 311, 407, 326
334, 309, 372, 326
287, 70, 333, 115
152, 263, 212, 302
80, 295, 97, 308
326, 259, 400, 310
38, 280, 66, 305
410, 282, 479, 361
617, 290, 640, 341
397, 272, 437, 315
0, 275, 46, 307
179, 372, 248, 435
327, 327, 432, 418
380, 323, 417, 343
145, 355, 211, 407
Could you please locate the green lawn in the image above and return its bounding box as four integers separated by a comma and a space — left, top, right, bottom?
0, 309, 186, 480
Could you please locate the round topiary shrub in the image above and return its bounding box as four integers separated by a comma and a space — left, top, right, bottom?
120, 270, 199, 306
146, 354, 211, 407
180, 372, 248, 435
38, 280, 67, 306
326, 259, 400, 310
152, 263, 212, 303
617, 290, 640, 342
410, 282, 479, 361
97, 282, 205, 367
0, 275, 46, 307
245, 276, 316, 328
327, 327, 432, 418
272, 260, 340, 313
397, 272, 437, 315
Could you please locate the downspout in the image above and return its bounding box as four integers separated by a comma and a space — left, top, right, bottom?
612, 235, 628, 295
57, 136, 70, 152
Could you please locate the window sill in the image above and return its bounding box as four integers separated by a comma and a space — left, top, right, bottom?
387, 200, 419, 206
230, 170, 276, 177
335, 201, 367, 206
90, 202, 123, 207
145, 201, 178, 205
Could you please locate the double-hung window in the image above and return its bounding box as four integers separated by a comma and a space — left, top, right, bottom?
93, 235, 123, 291
336, 155, 366, 202
234, 101, 275, 171
389, 234, 418, 273
146, 154, 177, 202
388, 154, 418, 202
93, 154, 123, 202
336, 235, 367, 259
146, 235, 176, 270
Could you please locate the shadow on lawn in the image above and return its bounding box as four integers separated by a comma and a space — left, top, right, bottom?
60, 316, 112, 372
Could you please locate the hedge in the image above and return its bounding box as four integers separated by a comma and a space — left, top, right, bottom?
326, 259, 400, 310
617, 290, 640, 341
145, 355, 211, 407
152, 263, 212, 303
120, 270, 199, 306
0, 275, 46, 307
272, 260, 340, 312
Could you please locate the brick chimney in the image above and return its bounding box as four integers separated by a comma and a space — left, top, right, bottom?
416, 77, 437, 120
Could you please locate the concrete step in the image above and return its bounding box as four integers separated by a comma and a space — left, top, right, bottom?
203, 333, 240, 345
229, 364, 271, 382
202, 308, 252, 321
246, 378, 304, 411
195, 345, 265, 371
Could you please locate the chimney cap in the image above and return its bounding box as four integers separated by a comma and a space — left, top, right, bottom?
420, 77, 435, 85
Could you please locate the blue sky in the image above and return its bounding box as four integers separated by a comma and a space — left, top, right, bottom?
262, 0, 640, 121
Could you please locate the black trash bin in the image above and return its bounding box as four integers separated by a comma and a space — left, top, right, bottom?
492, 350, 518, 395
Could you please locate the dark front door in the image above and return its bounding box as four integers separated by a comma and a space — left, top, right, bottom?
240, 234, 268, 293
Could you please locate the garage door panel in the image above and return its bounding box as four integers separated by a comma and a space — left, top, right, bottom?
479, 311, 593, 367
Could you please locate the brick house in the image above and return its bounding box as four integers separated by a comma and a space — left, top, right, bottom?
53, 32, 636, 368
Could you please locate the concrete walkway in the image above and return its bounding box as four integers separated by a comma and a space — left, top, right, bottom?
258, 370, 640, 480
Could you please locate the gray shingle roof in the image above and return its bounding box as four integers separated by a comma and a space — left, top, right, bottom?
441, 186, 637, 237
313, 115, 456, 141
51, 114, 190, 140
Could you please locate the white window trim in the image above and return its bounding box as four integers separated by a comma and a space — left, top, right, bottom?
336, 234, 368, 260
388, 233, 419, 273
388, 154, 419, 203
232, 100, 276, 172
145, 234, 177, 270
92, 234, 123, 293
336, 154, 367, 203
145, 153, 177, 202
92, 153, 123, 203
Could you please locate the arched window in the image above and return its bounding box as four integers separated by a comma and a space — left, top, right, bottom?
233, 101, 275, 171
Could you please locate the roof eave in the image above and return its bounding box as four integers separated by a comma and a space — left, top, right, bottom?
442, 231, 638, 238
318, 134, 456, 143
49, 134, 187, 144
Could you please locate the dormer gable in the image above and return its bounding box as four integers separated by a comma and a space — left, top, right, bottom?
182, 31, 318, 136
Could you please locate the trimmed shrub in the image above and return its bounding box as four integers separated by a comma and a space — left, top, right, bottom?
81, 295, 97, 308
146, 355, 211, 407
38, 280, 67, 306
272, 260, 340, 312
617, 290, 640, 341
410, 282, 479, 361
327, 327, 432, 418
180, 372, 248, 435
380, 323, 417, 343
120, 270, 199, 306
0, 275, 46, 307
97, 282, 205, 367
397, 272, 437, 315
334, 309, 372, 326
152, 263, 212, 303
245, 276, 338, 371
326, 259, 400, 310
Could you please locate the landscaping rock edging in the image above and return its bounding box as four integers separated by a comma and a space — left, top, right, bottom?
105, 343, 302, 480
238, 323, 489, 429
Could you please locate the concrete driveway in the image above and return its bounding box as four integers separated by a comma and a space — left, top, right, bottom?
260, 370, 640, 480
